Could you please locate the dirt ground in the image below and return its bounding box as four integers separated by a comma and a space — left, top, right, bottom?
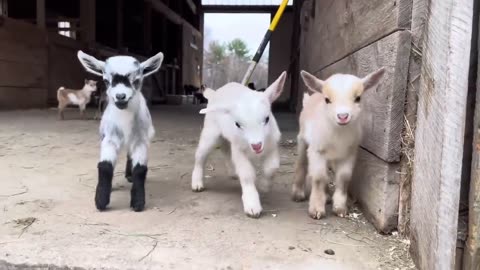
0, 106, 415, 270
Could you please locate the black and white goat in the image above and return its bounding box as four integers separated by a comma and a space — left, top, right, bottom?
77, 50, 164, 212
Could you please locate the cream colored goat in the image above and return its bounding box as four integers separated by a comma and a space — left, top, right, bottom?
293, 68, 385, 219
57, 79, 98, 120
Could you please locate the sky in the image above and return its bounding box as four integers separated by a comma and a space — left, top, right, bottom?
204, 13, 271, 57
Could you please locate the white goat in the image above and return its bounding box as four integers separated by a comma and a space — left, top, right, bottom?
192, 72, 287, 218
57, 79, 97, 120
77, 50, 164, 212
293, 68, 385, 219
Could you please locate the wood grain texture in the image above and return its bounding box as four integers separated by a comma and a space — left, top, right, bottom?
398, 0, 427, 236
0, 61, 46, 88
316, 31, 412, 163
463, 10, 480, 270
410, 0, 474, 269
303, 0, 412, 72
351, 148, 400, 233
0, 87, 47, 109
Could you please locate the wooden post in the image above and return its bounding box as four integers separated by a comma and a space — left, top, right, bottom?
464, 5, 480, 269
409, 0, 474, 269
36, 0, 45, 29
116, 0, 124, 50
80, 0, 96, 45
143, 2, 152, 54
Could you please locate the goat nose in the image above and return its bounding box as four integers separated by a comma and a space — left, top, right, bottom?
251, 143, 263, 151
116, 93, 126, 101
337, 113, 349, 120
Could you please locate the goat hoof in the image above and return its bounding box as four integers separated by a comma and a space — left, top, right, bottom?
246, 211, 262, 219
130, 196, 145, 212
130, 190, 145, 212
95, 188, 111, 211
291, 190, 306, 202
333, 207, 347, 218
308, 205, 326, 220
192, 184, 205, 192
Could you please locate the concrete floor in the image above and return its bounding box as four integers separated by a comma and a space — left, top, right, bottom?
0, 106, 414, 270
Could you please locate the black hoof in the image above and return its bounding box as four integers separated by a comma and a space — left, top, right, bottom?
130, 164, 147, 212
96, 161, 113, 211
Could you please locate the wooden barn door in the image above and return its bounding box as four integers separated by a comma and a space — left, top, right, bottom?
410, 0, 475, 269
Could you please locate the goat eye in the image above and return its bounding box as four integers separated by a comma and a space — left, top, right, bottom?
103, 79, 110, 87
355, 96, 361, 103
265, 116, 270, 124
235, 122, 241, 129
325, 98, 331, 104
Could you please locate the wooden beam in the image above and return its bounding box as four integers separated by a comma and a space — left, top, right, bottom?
186, 0, 197, 14
147, 0, 200, 33
409, 0, 474, 269
116, 0, 124, 49
202, 5, 293, 13
144, 2, 152, 54
36, 0, 45, 29
80, 0, 96, 44
463, 2, 480, 268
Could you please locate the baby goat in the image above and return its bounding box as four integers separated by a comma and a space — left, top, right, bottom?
57, 79, 97, 120
293, 68, 385, 219
192, 72, 287, 218
77, 50, 164, 212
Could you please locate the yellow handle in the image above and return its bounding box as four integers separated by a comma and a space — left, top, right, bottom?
269, 0, 289, 31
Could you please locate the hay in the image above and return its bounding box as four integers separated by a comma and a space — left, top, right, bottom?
398, 113, 416, 236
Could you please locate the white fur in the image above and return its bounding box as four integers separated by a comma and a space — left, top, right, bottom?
293, 68, 385, 219
192, 72, 287, 218
77, 50, 163, 168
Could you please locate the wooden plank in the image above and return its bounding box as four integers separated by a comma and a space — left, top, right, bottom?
316, 30, 411, 163
0, 87, 47, 109
0, 16, 47, 46
463, 7, 480, 269
0, 39, 47, 65
398, 0, 427, 236
80, 0, 96, 44
0, 61, 46, 88
351, 148, 400, 233
36, 0, 45, 29
409, 0, 474, 269
303, 0, 412, 71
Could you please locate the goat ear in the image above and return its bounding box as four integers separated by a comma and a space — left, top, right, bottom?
199, 105, 229, 115
202, 88, 215, 100
362, 67, 385, 91
264, 71, 287, 103
301, 70, 324, 94
77, 51, 105, 77
141, 52, 164, 77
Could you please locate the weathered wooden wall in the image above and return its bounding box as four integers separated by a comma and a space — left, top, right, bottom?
0, 16, 48, 109
181, 22, 202, 90
47, 33, 88, 105
409, 1, 474, 270
298, 0, 412, 232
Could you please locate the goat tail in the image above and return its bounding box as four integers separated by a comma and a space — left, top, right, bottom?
57, 87, 65, 100
203, 88, 215, 100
